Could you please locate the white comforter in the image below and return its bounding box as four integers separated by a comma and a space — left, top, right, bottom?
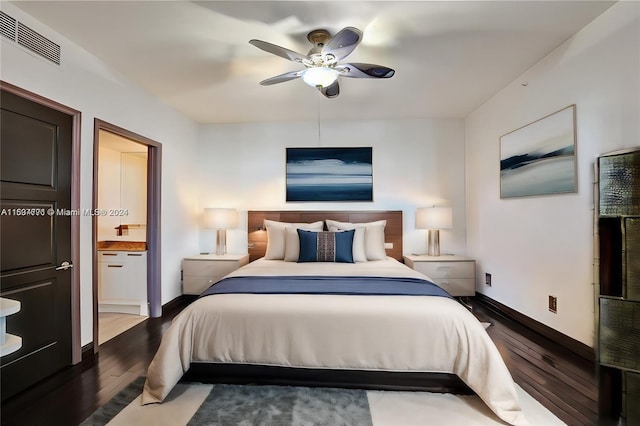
143, 258, 526, 425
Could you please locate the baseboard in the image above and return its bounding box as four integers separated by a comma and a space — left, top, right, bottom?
81, 342, 94, 360
98, 300, 148, 316
161, 294, 196, 316
474, 292, 595, 362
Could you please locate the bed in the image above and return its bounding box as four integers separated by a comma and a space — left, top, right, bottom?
143, 211, 525, 425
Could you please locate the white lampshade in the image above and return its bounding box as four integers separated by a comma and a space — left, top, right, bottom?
416, 207, 453, 230
302, 67, 338, 88
203, 208, 237, 230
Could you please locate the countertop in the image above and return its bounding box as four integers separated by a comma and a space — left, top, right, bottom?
97, 241, 147, 251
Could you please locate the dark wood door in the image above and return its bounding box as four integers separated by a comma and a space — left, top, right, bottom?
0, 89, 73, 400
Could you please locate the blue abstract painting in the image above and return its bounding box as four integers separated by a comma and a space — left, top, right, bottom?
500, 105, 576, 198
286, 147, 373, 202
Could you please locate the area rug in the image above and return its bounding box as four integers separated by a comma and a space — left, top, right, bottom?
81, 376, 565, 426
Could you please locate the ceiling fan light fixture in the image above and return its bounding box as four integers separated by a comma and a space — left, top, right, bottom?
301, 67, 338, 88
250, 27, 394, 98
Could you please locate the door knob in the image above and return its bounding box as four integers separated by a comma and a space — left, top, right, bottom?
55, 261, 73, 271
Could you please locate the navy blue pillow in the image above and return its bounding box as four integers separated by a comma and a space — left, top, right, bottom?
297, 229, 355, 263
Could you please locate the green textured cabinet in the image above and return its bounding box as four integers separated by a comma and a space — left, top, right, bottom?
597, 147, 640, 426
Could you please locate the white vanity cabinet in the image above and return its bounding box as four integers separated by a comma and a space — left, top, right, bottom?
98, 251, 148, 316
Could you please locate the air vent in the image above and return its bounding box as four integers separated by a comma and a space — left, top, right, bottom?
17, 22, 61, 65
0, 11, 61, 65
1, 11, 17, 40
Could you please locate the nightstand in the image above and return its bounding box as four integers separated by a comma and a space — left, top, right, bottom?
403, 254, 475, 297
182, 254, 250, 295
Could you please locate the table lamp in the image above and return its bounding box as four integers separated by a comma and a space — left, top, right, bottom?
203, 208, 237, 255
416, 206, 453, 256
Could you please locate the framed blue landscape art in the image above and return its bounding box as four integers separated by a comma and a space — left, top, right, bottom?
286, 147, 373, 202
500, 105, 577, 198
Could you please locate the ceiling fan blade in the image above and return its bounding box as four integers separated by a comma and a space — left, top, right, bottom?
259, 70, 303, 86
337, 63, 395, 79
319, 81, 340, 98
249, 39, 308, 63
321, 27, 362, 61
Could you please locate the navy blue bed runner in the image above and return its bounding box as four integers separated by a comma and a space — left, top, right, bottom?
200, 275, 452, 299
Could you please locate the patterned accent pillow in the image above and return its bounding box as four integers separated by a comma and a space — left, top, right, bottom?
297, 229, 355, 263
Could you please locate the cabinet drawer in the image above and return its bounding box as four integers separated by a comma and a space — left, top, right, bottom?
414, 261, 474, 279
99, 262, 128, 299
183, 260, 240, 277
99, 251, 147, 263
99, 251, 126, 262
183, 275, 224, 295
432, 278, 475, 297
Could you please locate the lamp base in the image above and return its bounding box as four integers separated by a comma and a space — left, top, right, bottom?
215, 229, 227, 256
427, 229, 441, 256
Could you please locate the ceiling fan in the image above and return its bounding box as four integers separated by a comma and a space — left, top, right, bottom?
249, 27, 395, 99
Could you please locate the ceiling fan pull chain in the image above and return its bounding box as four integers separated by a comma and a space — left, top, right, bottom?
317, 95, 322, 147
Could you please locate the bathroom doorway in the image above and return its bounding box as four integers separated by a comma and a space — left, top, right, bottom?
96, 130, 147, 344
92, 120, 162, 350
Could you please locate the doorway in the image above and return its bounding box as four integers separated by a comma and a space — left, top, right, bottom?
92, 120, 162, 352
96, 131, 148, 343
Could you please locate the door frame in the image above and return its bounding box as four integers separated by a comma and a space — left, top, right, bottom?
92, 120, 162, 352
0, 80, 82, 364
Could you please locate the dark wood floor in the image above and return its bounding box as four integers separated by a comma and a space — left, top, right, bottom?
1, 296, 598, 426
471, 301, 599, 426
0, 297, 192, 426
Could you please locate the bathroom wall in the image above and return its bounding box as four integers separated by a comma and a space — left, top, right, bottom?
97, 133, 148, 242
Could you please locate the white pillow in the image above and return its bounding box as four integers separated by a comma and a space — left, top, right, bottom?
325, 219, 387, 261
264, 219, 324, 260
284, 227, 306, 262
363, 223, 386, 260
328, 225, 367, 262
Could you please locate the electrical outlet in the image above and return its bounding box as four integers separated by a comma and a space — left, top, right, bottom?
485, 273, 492, 286
549, 295, 557, 313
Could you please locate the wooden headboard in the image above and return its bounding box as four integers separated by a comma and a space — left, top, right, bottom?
247, 210, 403, 262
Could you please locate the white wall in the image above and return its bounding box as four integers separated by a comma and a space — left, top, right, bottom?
0, 3, 201, 346
119, 152, 148, 227
97, 147, 148, 242
97, 146, 123, 240
465, 2, 639, 347
198, 118, 467, 257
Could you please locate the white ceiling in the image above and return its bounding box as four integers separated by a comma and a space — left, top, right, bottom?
12, 1, 614, 124
99, 130, 148, 153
